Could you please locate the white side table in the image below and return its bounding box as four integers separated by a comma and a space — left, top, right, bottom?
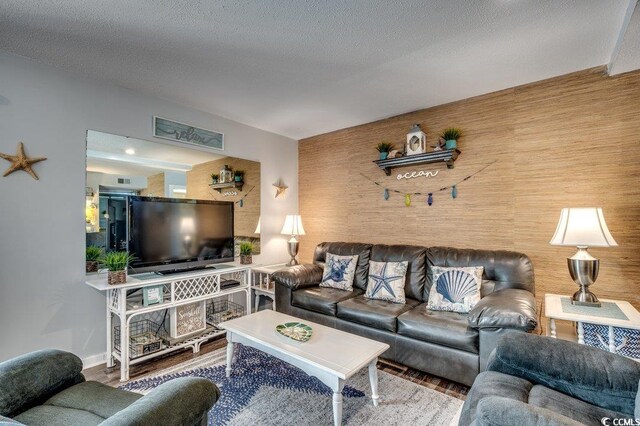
545, 293, 640, 356
251, 264, 288, 312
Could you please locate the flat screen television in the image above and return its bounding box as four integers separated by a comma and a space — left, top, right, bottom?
128, 196, 234, 274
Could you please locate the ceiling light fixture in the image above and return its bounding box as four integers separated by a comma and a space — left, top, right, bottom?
125, 148, 135, 155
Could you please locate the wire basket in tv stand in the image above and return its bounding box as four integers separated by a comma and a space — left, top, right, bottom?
85, 264, 254, 382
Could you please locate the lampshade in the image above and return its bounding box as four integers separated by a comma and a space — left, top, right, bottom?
550, 208, 617, 247
281, 215, 305, 236
254, 218, 261, 234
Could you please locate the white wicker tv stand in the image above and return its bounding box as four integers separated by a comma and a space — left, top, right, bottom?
85, 263, 254, 381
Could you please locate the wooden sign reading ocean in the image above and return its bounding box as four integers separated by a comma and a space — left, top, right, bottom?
153, 116, 224, 151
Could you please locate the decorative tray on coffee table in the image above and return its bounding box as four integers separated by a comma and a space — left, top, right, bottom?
276, 322, 313, 342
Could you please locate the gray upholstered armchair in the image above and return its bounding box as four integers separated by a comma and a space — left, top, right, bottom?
0, 349, 219, 426
459, 332, 640, 425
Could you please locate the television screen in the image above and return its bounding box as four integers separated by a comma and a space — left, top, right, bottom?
128, 196, 234, 273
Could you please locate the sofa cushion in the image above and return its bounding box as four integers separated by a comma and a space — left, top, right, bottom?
319, 253, 358, 291
14, 405, 104, 426
44, 381, 142, 419
365, 260, 408, 304
370, 245, 426, 301
313, 242, 372, 291
336, 295, 419, 332
397, 303, 479, 353
458, 371, 533, 426
292, 287, 363, 316
528, 384, 632, 426
425, 247, 535, 300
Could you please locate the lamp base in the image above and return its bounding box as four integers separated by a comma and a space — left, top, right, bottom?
568, 248, 601, 308
287, 237, 300, 266
571, 288, 601, 307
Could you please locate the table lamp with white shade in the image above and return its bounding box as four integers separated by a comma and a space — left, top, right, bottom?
281, 215, 305, 266
550, 207, 617, 307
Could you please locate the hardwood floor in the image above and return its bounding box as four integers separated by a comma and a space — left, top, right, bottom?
84, 336, 469, 400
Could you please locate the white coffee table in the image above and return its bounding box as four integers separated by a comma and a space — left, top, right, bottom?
219, 310, 389, 426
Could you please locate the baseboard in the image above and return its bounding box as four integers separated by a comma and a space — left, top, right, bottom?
82, 352, 107, 369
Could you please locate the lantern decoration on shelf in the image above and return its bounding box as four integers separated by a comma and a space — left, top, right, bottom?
405, 124, 427, 156
219, 164, 233, 183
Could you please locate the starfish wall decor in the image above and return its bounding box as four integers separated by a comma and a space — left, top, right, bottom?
0, 142, 47, 180
273, 179, 288, 198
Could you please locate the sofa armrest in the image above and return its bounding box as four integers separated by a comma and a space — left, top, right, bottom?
468, 289, 537, 331
101, 377, 219, 426
474, 396, 584, 426
272, 264, 323, 290
0, 349, 84, 418
488, 332, 640, 415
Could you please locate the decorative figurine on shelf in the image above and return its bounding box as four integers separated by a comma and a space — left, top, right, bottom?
211, 173, 219, 184
234, 170, 245, 182
375, 142, 395, 160
220, 164, 233, 183
387, 149, 403, 159
406, 124, 427, 155
440, 127, 462, 150
431, 137, 446, 151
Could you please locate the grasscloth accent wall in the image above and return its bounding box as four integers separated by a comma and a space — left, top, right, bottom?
140, 173, 164, 197
186, 157, 261, 239
299, 67, 640, 310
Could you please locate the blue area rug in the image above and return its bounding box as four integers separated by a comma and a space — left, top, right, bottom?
121, 344, 364, 425
121, 343, 462, 425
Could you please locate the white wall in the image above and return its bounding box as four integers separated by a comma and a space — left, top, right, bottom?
0, 51, 298, 363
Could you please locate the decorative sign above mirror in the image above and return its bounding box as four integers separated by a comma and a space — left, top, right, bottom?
153, 116, 224, 151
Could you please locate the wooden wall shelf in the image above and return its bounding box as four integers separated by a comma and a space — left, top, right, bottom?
373, 149, 461, 175
210, 181, 244, 192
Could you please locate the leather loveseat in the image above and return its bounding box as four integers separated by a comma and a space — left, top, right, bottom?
273, 242, 537, 386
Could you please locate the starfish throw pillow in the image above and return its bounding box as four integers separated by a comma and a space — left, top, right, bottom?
319, 253, 358, 291
365, 260, 408, 304
427, 266, 484, 313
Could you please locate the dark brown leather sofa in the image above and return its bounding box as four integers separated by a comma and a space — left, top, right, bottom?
273, 242, 537, 386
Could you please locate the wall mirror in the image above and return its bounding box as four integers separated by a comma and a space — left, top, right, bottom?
85, 130, 260, 273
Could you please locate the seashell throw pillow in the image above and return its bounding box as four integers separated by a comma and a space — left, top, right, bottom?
365, 260, 409, 304
319, 253, 359, 291
427, 266, 484, 313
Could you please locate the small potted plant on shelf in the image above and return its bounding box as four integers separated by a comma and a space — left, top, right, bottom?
234, 170, 245, 182
239, 242, 254, 265
86, 245, 103, 273
376, 142, 395, 160
99, 251, 137, 285
211, 173, 219, 184
440, 128, 462, 150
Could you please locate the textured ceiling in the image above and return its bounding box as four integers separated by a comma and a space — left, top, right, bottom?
0, 1, 635, 139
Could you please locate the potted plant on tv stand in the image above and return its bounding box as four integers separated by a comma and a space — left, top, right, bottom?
99, 251, 136, 285
239, 242, 254, 265
86, 246, 103, 273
